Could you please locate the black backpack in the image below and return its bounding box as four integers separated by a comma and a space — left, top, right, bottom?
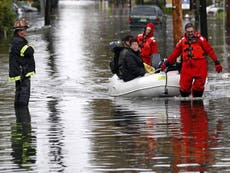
109, 41, 124, 74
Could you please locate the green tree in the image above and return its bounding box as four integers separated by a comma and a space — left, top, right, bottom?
0, 0, 16, 37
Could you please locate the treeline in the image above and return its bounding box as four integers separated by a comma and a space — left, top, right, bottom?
0, 0, 16, 38
0, 0, 59, 38
0, 0, 41, 38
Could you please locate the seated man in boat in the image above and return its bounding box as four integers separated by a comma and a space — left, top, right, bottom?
120, 38, 145, 82
109, 35, 133, 79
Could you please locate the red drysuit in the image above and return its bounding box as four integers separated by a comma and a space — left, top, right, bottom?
136, 22, 158, 65
166, 31, 219, 95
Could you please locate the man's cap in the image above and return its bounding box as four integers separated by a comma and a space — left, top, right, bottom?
121, 34, 133, 41
184, 22, 194, 30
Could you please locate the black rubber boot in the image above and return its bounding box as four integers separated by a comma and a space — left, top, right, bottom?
180, 90, 191, 97
192, 90, 203, 97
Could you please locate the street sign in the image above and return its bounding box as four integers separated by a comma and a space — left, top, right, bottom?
166, 0, 190, 9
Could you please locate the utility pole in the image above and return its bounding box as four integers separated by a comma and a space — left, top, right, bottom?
45, 0, 51, 25
192, 0, 200, 30
199, 0, 208, 40
226, 0, 230, 33
172, 0, 183, 46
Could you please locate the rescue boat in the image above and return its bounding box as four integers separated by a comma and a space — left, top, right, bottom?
108, 70, 180, 97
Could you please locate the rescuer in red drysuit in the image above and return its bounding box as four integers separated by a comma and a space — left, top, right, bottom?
136, 22, 158, 65
161, 23, 222, 97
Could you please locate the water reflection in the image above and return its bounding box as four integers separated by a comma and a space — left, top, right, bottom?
174, 100, 211, 172
87, 98, 228, 172
88, 98, 181, 172
43, 28, 58, 78
11, 107, 36, 169
47, 97, 65, 172
112, 105, 140, 135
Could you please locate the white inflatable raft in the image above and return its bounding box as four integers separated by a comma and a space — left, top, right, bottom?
109, 71, 180, 97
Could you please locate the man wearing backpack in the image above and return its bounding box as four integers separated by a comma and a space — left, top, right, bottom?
109, 35, 133, 79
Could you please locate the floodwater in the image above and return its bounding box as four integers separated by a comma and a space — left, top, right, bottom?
0, 0, 230, 172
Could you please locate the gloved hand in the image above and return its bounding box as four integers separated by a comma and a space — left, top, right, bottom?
215, 60, 222, 73
160, 60, 169, 71
161, 63, 167, 71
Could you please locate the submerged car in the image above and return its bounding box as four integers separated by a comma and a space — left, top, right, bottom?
17, 1, 38, 12
206, 3, 224, 16
12, 3, 24, 17
128, 5, 166, 29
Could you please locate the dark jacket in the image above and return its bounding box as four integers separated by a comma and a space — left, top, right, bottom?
110, 43, 129, 78
121, 48, 145, 82
117, 46, 129, 78
9, 33, 35, 81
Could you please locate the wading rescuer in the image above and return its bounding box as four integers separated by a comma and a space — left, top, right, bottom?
9, 18, 35, 107
161, 23, 222, 97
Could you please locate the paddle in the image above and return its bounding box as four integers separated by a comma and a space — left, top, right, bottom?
154, 68, 161, 73
143, 63, 155, 74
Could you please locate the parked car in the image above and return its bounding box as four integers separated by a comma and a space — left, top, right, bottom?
128, 5, 166, 29
12, 3, 24, 17
17, 1, 38, 12
206, 3, 224, 16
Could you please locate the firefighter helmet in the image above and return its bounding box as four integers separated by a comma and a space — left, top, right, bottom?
13, 18, 29, 30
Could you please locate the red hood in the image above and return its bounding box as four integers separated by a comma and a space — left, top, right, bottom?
145, 22, 154, 38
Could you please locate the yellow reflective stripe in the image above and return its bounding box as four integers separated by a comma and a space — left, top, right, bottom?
9, 76, 21, 82
25, 71, 35, 77
20, 45, 29, 57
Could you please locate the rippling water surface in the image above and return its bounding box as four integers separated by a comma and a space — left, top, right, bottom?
0, 0, 230, 172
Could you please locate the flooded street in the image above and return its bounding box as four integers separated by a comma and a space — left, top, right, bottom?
1, 0, 230, 172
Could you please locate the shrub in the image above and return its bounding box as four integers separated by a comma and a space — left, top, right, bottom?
0, 0, 16, 37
